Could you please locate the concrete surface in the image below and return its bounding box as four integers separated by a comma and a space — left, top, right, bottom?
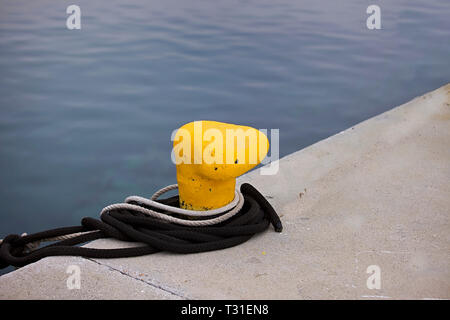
0, 84, 449, 299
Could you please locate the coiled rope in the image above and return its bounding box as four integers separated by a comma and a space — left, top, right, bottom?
0, 183, 282, 269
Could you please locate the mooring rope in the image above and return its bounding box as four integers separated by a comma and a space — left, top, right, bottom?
0, 183, 282, 269
0, 184, 243, 250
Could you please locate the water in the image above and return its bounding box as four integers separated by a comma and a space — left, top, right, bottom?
0, 0, 449, 273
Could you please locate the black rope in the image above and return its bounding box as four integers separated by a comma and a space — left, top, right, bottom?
0, 183, 282, 269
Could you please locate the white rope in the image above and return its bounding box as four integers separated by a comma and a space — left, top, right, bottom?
101, 184, 244, 226
21, 231, 98, 251
125, 185, 240, 217
1, 184, 244, 251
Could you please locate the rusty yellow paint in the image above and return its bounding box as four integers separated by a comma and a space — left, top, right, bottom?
173, 120, 269, 210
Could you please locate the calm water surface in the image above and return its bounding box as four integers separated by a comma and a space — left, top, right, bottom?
0, 0, 449, 273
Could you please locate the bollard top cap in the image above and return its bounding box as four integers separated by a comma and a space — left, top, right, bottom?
173, 120, 269, 179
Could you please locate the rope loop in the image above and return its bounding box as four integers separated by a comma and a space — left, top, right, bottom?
0, 183, 282, 269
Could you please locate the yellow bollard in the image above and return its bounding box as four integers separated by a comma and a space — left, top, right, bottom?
173, 120, 269, 210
